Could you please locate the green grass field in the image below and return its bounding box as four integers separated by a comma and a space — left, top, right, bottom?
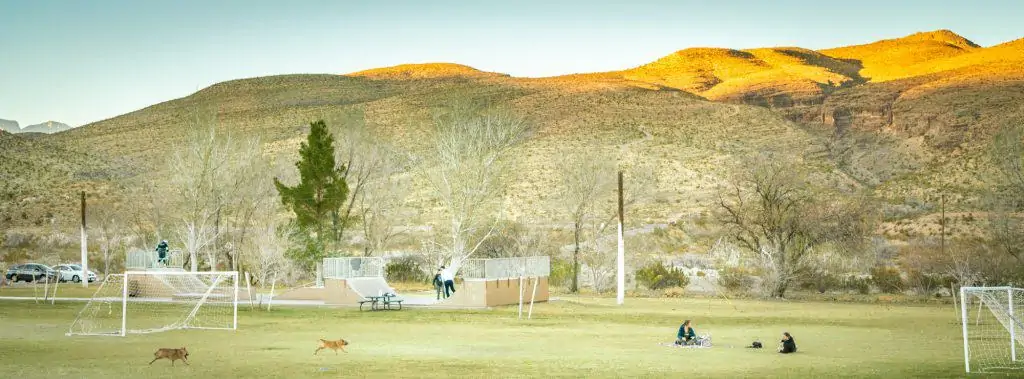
0, 294, 991, 378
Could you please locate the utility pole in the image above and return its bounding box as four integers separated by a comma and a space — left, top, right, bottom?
940, 193, 946, 257
80, 191, 89, 288
616, 171, 625, 305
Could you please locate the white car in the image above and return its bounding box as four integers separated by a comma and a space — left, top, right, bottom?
52, 264, 98, 283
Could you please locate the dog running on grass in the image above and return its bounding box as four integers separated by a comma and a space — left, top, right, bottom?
149, 347, 189, 366
314, 338, 349, 355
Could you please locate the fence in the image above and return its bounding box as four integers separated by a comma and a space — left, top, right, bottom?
126, 249, 184, 269
460, 256, 550, 280
323, 257, 384, 278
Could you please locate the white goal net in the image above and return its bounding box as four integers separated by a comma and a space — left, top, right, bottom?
961, 286, 1024, 373
67, 271, 238, 336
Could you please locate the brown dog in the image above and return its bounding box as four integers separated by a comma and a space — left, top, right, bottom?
314, 338, 349, 355
149, 347, 189, 366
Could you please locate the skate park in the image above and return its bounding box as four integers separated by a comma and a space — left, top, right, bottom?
271, 256, 550, 309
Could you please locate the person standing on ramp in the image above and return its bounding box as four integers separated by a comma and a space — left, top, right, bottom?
440, 265, 456, 298
155, 240, 170, 267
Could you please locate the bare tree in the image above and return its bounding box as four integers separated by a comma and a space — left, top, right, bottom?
718, 158, 871, 298
557, 153, 616, 293
168, 106, 266, 271
221, 135, 276, 271
581, 221, 617, 292
418, 101, 532, 275
91, 205, 127, 275
122, 181, 169, 250
169, 111, 229, 272
986, 122, 1024, 263
246, 220, 292, 287
323, 109, 406, 248
359, 173, 412, 256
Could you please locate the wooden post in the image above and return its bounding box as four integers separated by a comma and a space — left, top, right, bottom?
267, 276, 277, 311
951, 282, 960, 323
940, 193, 946, 258
81, 191, 89, 288
244, 272, 254, 310
51, 274, 59, 305
616, 171, 625, 305
528, 276, 539, 320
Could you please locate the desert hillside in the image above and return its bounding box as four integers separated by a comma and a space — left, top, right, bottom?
2, 29, 1023, 263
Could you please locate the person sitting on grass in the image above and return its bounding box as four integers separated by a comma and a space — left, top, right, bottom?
779, 332, 797, 354
675, 320, 697, 345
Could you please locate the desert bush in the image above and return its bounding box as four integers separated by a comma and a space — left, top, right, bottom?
2, 249, 29, 264
905, 269, 953, 295
870, 266, 905, 294
798, 270, 843, 293
2, 231, 31, 248
662, 287, 686, 298
842, 276, 872, 295
719, 267, 755, 292
635, 261, 690, 290
385, 255, 427, 283
548, 255, 573, 288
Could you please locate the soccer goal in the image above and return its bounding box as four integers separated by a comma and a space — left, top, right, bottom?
67, 271, 238, 336
960, 286, 1024, 373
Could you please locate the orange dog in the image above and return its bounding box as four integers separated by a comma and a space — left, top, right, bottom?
149, 347, 189, 366
314, 338, 349, 355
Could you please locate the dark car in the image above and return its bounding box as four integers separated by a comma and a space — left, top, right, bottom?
4, 263, 58, 283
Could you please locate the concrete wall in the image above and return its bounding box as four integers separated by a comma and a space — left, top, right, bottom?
271, 286, 328, 301
438, 277, 549, 308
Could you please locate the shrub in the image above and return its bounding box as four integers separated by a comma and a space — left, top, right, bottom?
842, 276, 872, 295
385, 256, 426, 283
548, 255, 573, 288
798, 270, 842, 293
870, 266, 905, 294
635, 261, 690, 290
906, 269, 953, 295
662, 287, 686, 298
718, 267, 755, 292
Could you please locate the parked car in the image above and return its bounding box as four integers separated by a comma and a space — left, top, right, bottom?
52, 264, 98, 283
4, 263, 58, 283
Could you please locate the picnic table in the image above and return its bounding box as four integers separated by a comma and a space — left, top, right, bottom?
359, 293, 403, 311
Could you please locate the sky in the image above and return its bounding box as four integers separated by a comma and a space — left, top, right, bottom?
1, 0, 1022, 127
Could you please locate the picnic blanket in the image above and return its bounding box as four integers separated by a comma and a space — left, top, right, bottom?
660, 342, 712, 349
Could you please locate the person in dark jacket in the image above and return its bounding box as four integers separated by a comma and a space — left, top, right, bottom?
779, 332, 797, 354
155, 240, 169, 266
675, 320, 697, 345
433, 269, 444, 300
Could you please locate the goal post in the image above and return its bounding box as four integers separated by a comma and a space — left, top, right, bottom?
68, 271, 239, 336
960, 286, 1024, 373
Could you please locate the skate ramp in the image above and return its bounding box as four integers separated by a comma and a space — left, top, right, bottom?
433, 277, 550, 308
273, 278, 390, 305
346, 277, 400, 299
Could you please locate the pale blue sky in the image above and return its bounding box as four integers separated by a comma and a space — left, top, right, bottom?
1, 0, 1022, 127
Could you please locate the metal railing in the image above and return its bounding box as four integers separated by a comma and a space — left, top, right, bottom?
323, 257, 384, 278
460, 256, 550, 279
126, 249, 184, 269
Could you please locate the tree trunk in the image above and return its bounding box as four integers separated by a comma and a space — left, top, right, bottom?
103, 248, 110, 275
315, 261, 324, 287
771, 278, 790, 298
572, 221, 580, 293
